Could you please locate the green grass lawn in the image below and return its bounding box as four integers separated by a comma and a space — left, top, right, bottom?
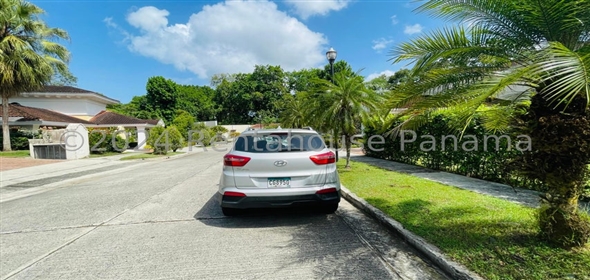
0, 150, 30, 158
88, 152, 121, 158
337, 160, 590, 280
119, 152, 183, 161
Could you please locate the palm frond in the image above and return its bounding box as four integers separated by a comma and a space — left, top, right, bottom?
533, 42, 590, 110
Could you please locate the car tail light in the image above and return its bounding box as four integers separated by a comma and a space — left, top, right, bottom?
224, 154, 251, 167
316, 188, 337, 194
310, 151, 336, 165
224, 191, 246, 197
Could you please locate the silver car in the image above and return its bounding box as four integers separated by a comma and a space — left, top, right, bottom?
217, 128, 341, 216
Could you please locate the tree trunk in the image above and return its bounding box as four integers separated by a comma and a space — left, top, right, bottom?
344, 134, 352, 168
514, 94, 590, 248
2, 95, 12, 151
333, 128, 339, 161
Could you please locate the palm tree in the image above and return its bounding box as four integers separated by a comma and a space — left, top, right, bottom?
309, 71, 382, 168
387, 0, 590, 247
1, 0, 72, 151
279, 92, 311, 129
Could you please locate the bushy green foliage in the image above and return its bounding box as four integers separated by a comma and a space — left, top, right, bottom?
189, 123, 209, 146
172, 110, 196, 141
364, 114, 555, 195
147, 126, 169, 154
166, 126, 184, 152
88, 128, 127, 154
229, 131, 241, 139
209, 125, 228, 134
0, 129, 41, 150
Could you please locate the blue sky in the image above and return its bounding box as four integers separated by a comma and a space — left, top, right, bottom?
34, 0, 448, 103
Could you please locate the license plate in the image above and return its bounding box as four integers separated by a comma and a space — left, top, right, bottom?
268, 177, 290, 188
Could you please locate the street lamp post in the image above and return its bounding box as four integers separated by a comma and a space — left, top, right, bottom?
325, 47, 339, 161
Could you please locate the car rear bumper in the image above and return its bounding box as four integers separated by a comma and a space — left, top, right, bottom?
216, 190, 341, 209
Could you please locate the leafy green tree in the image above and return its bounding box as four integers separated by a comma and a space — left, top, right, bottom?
308, 71, 382, 168
146, 76, 178, 124
287, 68, 322, 93
365, 74, 391, 94
388, 0, 590, 247
1, 0, 72, 151
386, 69, 410, 89
213, 73, 254, 124
176, 84, 218, 121
279, 92, 312, 128
318, 60, 357, 82
167, 125, 184, 152
107, 95, 159, 119
172, 110, 196, 141
147, 126, 167, 154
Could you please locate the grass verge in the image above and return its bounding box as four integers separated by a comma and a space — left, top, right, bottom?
119, 152, 183, 161
89, 152, 121, 158
337, 160, 589, 280
0, 150, 30, 158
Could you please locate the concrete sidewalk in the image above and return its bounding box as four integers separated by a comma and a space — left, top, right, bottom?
350, 154, 589, 211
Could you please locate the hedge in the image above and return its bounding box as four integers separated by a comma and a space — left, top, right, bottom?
363, 114, 590, 200
0, 129, 41, 150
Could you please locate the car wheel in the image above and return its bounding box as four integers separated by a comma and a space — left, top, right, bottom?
319, 204, 338, 214
222, 207, 239, 216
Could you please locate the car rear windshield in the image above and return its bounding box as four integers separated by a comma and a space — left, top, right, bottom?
234, 132, 326, 153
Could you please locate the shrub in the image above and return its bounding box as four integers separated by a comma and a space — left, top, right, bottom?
167, 126, 184, 152
189, 123, 214, 146
0, 129, 41, 150
88, 128, 128, 153
229, 131, 241, 139
210, 125, 228, 134
147, 126, 167, 155
264, 123, 280, 129
363, 113, 553, 196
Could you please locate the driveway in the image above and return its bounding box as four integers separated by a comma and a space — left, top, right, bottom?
0, 149, 448, 279
0, 157, 63, 171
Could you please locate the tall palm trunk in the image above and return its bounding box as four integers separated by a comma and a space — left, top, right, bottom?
2, 95, 12, 151
344, 134, 352, 168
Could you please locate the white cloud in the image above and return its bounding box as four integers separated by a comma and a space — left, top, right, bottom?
103, 17, 118, 28
366, 70, 396, 81
285, 0, 351, 20
113, 1, 328, 79
372, 37, 393, 53
391, 15, 399, 25
404, 23, 423, 35
126, 6, 170, 32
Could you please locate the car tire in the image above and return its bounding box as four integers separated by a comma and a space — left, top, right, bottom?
319, 204, 338, 214
222, 207, 239, 216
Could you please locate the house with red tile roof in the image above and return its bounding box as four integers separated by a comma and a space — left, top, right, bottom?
87, 111, 164, 150
10, 85, 120, 121
0, 102, 92, 129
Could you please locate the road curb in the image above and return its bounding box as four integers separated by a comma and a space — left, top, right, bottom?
340, 185, 485, 280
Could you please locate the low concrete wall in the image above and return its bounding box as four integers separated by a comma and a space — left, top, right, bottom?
221, 125, 251, 133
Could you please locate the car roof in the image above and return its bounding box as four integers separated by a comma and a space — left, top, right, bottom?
240, 128, 318, 135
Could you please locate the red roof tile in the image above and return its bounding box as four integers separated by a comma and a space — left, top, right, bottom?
89, 111, 160, 125
0, 103, 91, 124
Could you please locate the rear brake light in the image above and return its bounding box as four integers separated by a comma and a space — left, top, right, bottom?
316, 188, 337, 194
310, 151, 336, 165
224, 191, 246, 197
224, 154, 251, 167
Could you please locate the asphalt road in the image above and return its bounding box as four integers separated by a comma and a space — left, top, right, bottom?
0, 150, 448, 280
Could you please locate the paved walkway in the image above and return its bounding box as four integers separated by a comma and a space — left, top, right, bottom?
349, 154, 589, 211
